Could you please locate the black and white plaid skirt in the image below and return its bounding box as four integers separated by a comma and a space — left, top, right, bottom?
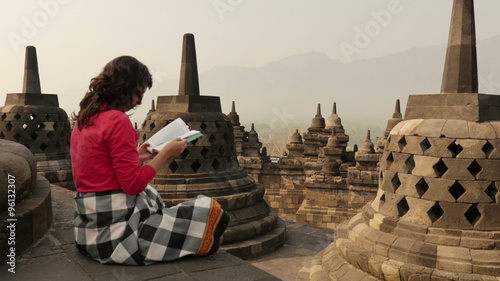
74, 185, 229, 265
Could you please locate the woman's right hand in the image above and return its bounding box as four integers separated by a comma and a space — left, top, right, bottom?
162, 138, 187, 157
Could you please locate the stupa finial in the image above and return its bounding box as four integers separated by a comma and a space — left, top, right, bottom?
333, 102, 337, 115
316, 103, 322, 117
178, 33, 200, 96
231, 101, 236, 113
441, 0, 478, 94
22, 46, 42, 94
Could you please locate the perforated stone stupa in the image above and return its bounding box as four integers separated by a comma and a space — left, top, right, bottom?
307, 1, 500, 280
137, 34, 285, 259
0, 46, 73, 188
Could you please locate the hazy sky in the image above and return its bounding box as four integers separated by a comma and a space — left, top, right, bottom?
1, 0, 500, 125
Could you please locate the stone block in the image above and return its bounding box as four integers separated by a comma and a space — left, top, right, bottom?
413, 119, 447, 138
485, 139, 500, 159
436, 245, 472, 273
399, 119, 425, 136
433, 201, 474, 230
373, 232, 397, 257
441, 158, 476, 180
412, 155, 441, 178
388, 236, 416, 262
475, 159, 500, 181
421, 177, 456, 202
395, 173, 421, 198
386, 135, 404, 153
424, 137, 455, 158
442, 119, 470, 139
468, 122, 497, 140
456, 180, 493, 204
409, 241, 438, 268
475, 204, 500, 231
426, 228, 462, 246
455, 139, 488, 159
389, 121, 406, 136
401, 135, 427, 155
399, 197, 435, 226
470, 249, 500, 276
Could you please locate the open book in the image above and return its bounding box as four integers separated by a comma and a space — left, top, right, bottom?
145, 118, 203, 153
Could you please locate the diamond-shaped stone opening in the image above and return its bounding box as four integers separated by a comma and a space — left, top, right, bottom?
149, 122, 156, 131
191, 160, 201, 173
0, 132, 4, 139
448, 141, 463, 157
30, 132, 38, 140
200, 147, 210, 158
55, 142, 62, 151
485, 183, 498, 203
433, 159, 448, 177
223, 133, 231, 142
420, 138, 431, 153
482, 141, 494, 158
380, 193, 386, 202
212, 159, 221, 171
37, 123, 45, 129
379, 171, 384, 180
385, 152, 394, 169
181, 149, 190, 159
47, 132, 55, 139
1, 113, 6, 121
5, 122, 13, 131
14, 113, 21, 120
142, 134, 147, 143
169, 161, 179, 173
200, 122, 208, 131
427, 202, 444, 223
415, 178, 429, 197
391, 173, 401, 192
24, 144, 30, 149
191, 138, 199, 146
397, 197, 410, 217
29, 113, 36, 120
53, 123, 59, 130
45, 114, 52, 121
218, 145, 225, 156
215, 122, 222, 130
467, 160, 482, 178
449, 181, 466, 200
464, 205, 481, 226
405, 155, 415, 174
22, 123, 28, 130
208, 134, 217, 145
13, 133, 20, 141
40, 143, 48, 152
398, 136, 407, 150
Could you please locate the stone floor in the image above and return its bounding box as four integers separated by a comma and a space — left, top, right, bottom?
0, 185, 334, 281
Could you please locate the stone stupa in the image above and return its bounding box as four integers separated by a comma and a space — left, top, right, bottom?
138, 33, 286, 259
0, 46, 73, 188
305, 1, 500, 280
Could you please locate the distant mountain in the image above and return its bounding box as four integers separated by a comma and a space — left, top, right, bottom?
148, 35, 500, 147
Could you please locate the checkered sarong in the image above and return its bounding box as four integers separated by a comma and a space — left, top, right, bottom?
74, 185, 229, 265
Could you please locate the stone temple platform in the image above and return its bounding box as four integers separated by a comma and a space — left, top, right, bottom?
0, 184, 333, 281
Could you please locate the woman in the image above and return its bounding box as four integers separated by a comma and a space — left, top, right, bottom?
70, 56, 229, 265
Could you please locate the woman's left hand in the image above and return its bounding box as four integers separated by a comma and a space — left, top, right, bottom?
138, 143, 156, 162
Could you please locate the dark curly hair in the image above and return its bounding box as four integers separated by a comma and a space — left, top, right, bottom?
72, 56, 153, 129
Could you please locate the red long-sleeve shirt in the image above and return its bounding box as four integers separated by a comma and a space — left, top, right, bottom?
70, 110, 155, 195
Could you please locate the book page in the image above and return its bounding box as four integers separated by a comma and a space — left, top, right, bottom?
145, 118, 202, 153
146, 118, 189, 152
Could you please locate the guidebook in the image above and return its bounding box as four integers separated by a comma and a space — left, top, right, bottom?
145, 118, 203, 153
